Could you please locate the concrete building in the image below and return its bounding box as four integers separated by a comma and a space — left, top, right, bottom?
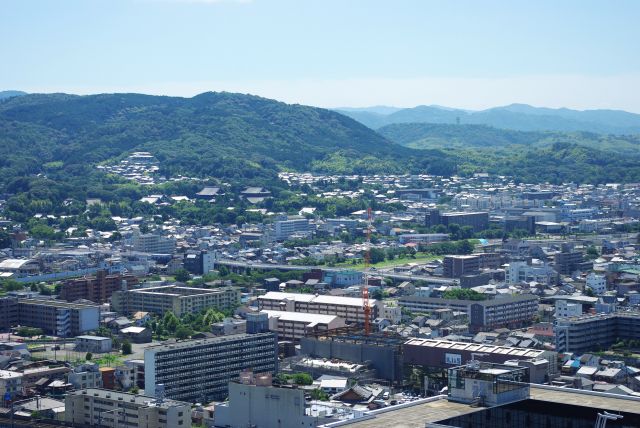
403, 338, 556, 378
111, 286, 240, 317
0, 370, 22, 400
274, 216, 313, 241
59, 270, 139, 304
68, 363, 103, 390
426, 210, 489, 233
261, 310, 346, 341
324, 270, 363, 287
398, 234, 449, 244
215, 373, 319, 428
144, 332, 278, 402
75, 336, 113, 353
0, 298, 100, 337
258, 292, 378, 324
65, 388, 191, 428
555, 300, 582, 318
183, 250, 216, 275
132, 232, 176, 254
506, 260, 556, 285
554, 247, 591, 276
555, 311, 640, 353
448, 362, 530, 407
399, 294, 539, 331
443, 255, 480, 278
586, 273, 607, 295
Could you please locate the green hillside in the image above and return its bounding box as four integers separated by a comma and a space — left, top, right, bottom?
0, 92, 452, 219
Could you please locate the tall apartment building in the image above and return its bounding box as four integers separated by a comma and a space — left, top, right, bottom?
555, 312, 640, 353
59, 270, 139, 303
144, 332, 278, 402
132, 232, 176, 254
425, 210, 489, 233
112, 286, 240, 317
274, 216, 313, 241
258, 291, 378, 324
399, 294, 539, 332
65, 388, 191, 428
0, 298, 99, 337
443, 255, 480, 278
554, 249, 591, 275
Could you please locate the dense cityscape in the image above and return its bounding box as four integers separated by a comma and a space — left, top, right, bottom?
3, 1, 640, 427
1, 151, 640, 426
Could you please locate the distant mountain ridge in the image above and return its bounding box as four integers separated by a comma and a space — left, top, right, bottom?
336, 103, 640, 134
0, 90, 27, 100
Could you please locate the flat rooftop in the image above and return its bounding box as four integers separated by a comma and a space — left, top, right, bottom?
341, 385, 640, 427
343, 396, 482, 427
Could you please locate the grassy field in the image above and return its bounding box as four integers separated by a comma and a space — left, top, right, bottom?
335, 254, 442, 271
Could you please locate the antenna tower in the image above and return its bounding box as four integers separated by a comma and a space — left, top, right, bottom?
363, 207, 372, 335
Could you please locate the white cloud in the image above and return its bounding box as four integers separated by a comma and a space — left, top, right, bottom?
23, 74, 640, 113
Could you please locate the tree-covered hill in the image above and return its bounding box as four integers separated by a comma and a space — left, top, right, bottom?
0, 92, 454, 218
378, 122, 640, 153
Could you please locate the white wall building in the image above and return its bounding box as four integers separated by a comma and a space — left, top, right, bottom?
586, 273, 607, 295
555, 300, 583, 318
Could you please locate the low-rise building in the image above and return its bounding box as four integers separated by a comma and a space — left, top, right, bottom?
261, 310, 346, 341
215, 373, 319, 428
75, 336, 113, 353
65, 388, 191, 428
258, 291, 378, 324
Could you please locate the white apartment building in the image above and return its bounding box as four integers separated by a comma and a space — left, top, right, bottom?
274, 216, 313, 241
506, 260, 556, 285
586, 273, 607, 295
65, 388, 191, 428
555, 300, 583, 318
258, 291, 378, 324
131, 232, 176, 254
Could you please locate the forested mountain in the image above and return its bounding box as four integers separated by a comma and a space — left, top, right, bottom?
0, 92, 453, 217
337, 103, 640, 134
0, 90, 27, 100
378, 122, 640, 153
3, 91, 640, 222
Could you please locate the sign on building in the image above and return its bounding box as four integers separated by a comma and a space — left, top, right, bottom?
445, 353, 462, 365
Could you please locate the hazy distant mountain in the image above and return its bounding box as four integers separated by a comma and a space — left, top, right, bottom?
336, 106, 403, 115
0, 90, 27, 100
337, 103, 640, 134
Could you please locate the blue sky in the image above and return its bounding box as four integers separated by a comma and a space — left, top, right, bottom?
2, 0, 640, 111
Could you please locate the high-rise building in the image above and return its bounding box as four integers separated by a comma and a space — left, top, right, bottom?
443, 255, 480, 278
144, 332, 278, 402
59, 270, 139, 303
132, 232, 176, 254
